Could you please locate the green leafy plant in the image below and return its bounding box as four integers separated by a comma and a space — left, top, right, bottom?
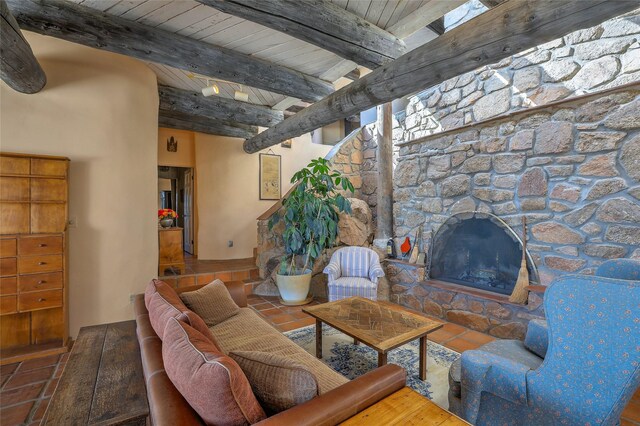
270, 158, 354, 275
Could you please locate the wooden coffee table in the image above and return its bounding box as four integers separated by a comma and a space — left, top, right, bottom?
303, 297, 443, 380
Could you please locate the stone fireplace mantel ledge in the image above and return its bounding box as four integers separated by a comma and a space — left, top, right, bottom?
383, 258, 425, 267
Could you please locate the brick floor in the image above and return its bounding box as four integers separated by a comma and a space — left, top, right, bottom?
0, 353, 67, 426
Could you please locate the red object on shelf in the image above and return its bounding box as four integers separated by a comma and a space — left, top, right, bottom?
400, 236, 411, 257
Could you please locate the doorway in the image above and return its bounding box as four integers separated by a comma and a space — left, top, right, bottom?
158, 166, 195, 255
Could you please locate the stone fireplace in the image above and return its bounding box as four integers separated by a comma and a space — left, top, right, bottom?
429, 212, 538, 296
387, 84, 639, 339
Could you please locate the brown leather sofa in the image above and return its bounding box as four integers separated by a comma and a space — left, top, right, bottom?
134, 281, 407, 426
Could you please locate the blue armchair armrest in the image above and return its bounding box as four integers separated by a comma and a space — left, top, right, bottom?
524, 319, 548, 358
461, 350, 532, 424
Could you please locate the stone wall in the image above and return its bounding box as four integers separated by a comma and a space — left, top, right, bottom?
394, 84, 640, 288
395, 10, 640, 142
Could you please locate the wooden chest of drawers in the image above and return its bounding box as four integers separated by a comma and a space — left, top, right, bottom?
0, 153, 69, 364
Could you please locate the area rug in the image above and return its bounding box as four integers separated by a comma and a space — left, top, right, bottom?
285, 324, 460, 408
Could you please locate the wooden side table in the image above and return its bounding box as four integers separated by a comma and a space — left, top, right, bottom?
341, 387, 470, 425
158, 227, 185, 275
43, 321, 149, 425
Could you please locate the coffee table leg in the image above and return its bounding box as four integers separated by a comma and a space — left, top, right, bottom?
354, 338, 359, 346
315, 319, 323, 359
378, 352, 387, 367
419, 336, 427, 381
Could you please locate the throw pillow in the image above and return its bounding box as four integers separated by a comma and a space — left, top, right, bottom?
180, 279, 239, 326
229, 350, 319, 414
144, 279, 218, 344
145, 279, 190, 339
162, 318, 266, 426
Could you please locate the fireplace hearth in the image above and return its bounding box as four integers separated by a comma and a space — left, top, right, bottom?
428, 212, 537, 296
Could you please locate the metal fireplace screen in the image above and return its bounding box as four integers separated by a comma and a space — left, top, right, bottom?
429, 213, 535, 295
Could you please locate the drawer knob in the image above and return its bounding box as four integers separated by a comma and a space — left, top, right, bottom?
39, 243, 47, 247
38, 280, 46, 284
38, 298, 46, 302
38, 262, 46, 265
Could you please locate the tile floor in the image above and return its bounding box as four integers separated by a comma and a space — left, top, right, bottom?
0, 353, 68, 426
1, 295, 638, 425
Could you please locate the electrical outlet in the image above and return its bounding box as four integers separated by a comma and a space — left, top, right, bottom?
68, 216, 78, 228
228, 240, 233, 247
130, 294, 136, 303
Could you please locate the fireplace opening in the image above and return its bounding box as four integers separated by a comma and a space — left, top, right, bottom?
428, 212, 537, 295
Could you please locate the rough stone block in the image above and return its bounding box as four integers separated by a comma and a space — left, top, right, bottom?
575, 131, 626, 152
596, 197, 640, 223
532, 222, 585, 244
534, 121, 574, 154
578, 153, 618, 177
510, 129, 535, 150
493, 153, 526, 173
518, 167, 548, 196
446, 310, 490, 332
545, 256, 586, 272
550, 183, 582, 203
441, 175, 471, 197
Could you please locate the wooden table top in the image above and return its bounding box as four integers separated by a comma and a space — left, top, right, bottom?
43, 320, 148, 425
303, 297, 443, 352
341, 387, 470, 425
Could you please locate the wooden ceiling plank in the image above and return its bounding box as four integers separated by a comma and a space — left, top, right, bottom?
0, 0, 46, 94
195, 0, 407, 68
158, 4, 217, 33
159, 112, 257, 139
387, 0, 468, 39
159, 85, 284, 128
8, 0, 334, 102
243, 0, 638, 152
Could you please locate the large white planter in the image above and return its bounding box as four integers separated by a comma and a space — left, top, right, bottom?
276, 270, 313, 306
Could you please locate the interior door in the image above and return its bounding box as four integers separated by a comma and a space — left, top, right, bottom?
183, 169, 194, 254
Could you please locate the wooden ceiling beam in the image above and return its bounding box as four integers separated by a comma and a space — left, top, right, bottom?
159, 110, 258, 139
244, 0, 638, 153
196, 0, 407, 69
158, 85, 283, 128
0, 0, 45, 94
7, 0, 333, 103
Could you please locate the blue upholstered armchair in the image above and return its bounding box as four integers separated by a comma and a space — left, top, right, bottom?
596, 258, 640, 281
455, 273, 640, 425
323, 246, 384, 302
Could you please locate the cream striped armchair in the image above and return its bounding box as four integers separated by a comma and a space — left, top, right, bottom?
323, 247, 385, 302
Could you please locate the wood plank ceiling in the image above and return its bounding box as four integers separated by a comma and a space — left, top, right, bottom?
65, 0, 446, 109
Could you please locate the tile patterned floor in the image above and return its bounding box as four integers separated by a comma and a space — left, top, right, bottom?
1, 294, 637, 425
0, 353, 68, 426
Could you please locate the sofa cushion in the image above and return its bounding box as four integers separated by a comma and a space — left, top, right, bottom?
229, 350, 319, 415
162, 318, 266, 426
211, 308, 349, 394
180, 280, 240, 326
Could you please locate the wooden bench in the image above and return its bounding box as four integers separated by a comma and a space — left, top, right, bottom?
43, 320, 149, 425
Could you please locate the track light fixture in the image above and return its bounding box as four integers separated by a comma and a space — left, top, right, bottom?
202, 80, 219, 97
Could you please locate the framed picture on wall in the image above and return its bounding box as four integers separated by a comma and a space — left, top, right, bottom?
259, 153, 281, 200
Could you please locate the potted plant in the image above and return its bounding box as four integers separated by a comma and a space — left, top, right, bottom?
158, 208, 178, 228
269, 158, 354, 305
